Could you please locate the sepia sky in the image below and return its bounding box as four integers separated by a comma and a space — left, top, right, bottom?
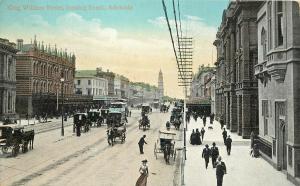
0, 0, 229, 98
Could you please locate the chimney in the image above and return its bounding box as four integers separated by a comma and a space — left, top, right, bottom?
17, 39, 23, 51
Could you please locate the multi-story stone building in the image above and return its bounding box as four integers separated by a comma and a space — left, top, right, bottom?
214, 1, 261, 138
255, 1, 300, 184
190, 66, 214, 99
120, 76, 129, 99
16, 37, 75, 116
0, 38, 18, 121
74, 71, 108, 96
96, 67, 115, 97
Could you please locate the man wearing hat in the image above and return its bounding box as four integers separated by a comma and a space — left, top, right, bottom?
225, 135, 232, 155
216, 156, 227, 186
138, 135, 147, 154
202, 144, 211, 169
211, 142, 219, 168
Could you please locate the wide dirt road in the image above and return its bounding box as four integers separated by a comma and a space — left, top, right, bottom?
0, 109, 182, 186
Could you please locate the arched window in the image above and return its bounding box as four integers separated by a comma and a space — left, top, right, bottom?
261, 28, 267, 60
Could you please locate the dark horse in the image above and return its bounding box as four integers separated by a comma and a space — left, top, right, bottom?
22, 130, 34, 152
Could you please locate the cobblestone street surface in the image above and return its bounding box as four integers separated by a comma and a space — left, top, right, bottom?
0, 110, 182, 186
184, 118, 295, 186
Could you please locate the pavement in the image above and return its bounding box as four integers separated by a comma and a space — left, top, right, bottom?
184, 117, 295, 186
0, 109, 182, 186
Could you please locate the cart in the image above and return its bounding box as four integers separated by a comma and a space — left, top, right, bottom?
154, 130, 176, 164
138, 115, 150, 131
0, 125, 34, 156
87, 110, 103, 127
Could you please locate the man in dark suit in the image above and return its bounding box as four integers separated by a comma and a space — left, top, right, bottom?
222, 128, 227, 145
138, 135, 147, 154
202, 144, 211, 169
216, 156, 227, 186
225, 135, 232, 155
211, 142, 219, 168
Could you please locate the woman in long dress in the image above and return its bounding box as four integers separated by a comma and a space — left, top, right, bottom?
136, 159, 149, 186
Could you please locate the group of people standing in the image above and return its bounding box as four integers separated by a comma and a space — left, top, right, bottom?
190, 128, 205, 145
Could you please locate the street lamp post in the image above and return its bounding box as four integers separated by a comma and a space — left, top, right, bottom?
60, 78, 65, 136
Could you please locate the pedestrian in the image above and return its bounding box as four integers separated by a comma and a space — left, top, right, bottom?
76, 123, 81, 137
220, 115, 224, 129
211, 142, 219, 168
200, 127, 205, 141
216, 156, 227, 186
136, 159, 149, 186
225, 135, 232, 155
195, 129, 202, 145
222, 128, 227, 145
203, 116, 206, 127
190, 129, 196, 145
138, 135, 147, 154
202, 144, 211, 169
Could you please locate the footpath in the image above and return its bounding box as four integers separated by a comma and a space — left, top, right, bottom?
184, 118, 294, 186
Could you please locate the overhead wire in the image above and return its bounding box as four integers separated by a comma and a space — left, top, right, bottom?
162, 0, 184, 79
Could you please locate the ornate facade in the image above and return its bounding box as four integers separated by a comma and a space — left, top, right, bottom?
255, 1, 300, 184
0, 38, 18, 120
16, 36, 75, 116
214, 1, 261, 138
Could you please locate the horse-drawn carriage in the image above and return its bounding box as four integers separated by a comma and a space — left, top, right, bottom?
87, 110, 103, 127
73, 113, 90, 136
0, 125, 34, 157
141, 104, 151, 115
106, 111, 127, 146
154, 130, 176, 164
138, 115, 150, 131
106, 111, 127, 128
160, 104, 169, 113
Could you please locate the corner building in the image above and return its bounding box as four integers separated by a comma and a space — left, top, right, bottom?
0, 38, 18, 120
16, 37, 75, 116
255, 1, 300, 184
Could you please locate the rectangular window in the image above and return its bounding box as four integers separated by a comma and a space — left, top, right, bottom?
88, 80, 91, 85
264, 118, 268, 135
268, 2, 273, 50
262, 100, 269, 117
277, 1, 283, 46
262, 100, 269, 136
273, 139, 276, 156
87, 88, 91, 95
77, 80, 81, 85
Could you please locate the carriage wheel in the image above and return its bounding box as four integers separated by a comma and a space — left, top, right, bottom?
2, 146, 8, 154
154, 143, 157, 159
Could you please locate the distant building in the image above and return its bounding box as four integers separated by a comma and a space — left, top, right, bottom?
15, 36, 76, 116
190, 66, 215, 99
255, 1, 300, 184
74, 71, 108, 96
120, 76, 129, 99
0, 38, 18, 120
96, 67, 115, 96
114, 74, 121, 98
158, 69, 164, 101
